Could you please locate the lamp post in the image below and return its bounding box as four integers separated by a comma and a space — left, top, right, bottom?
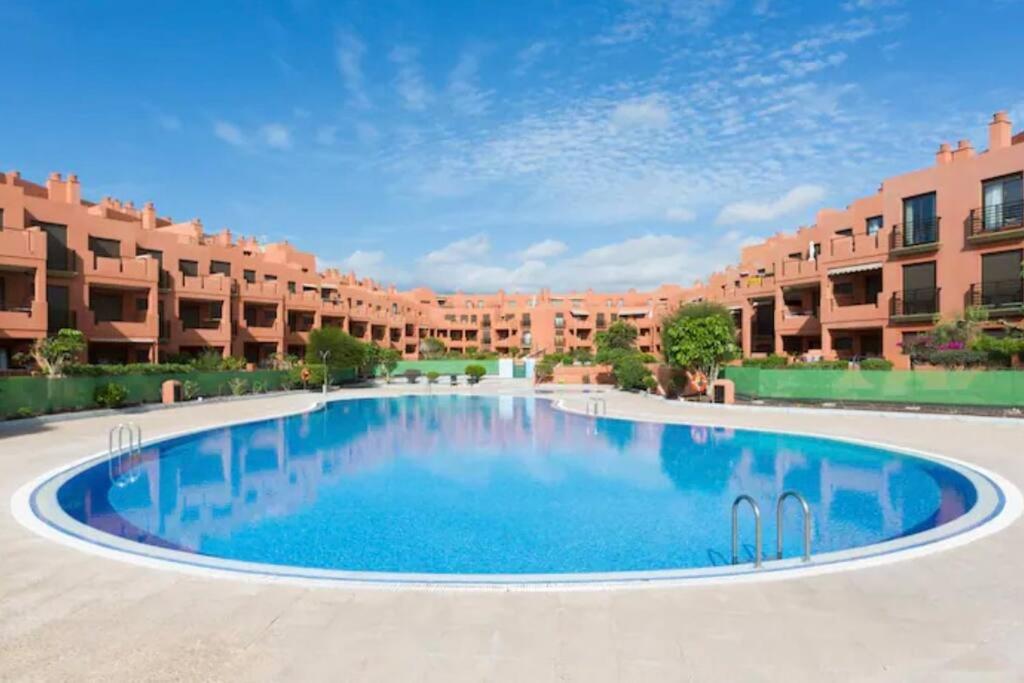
319, 350, 330, 396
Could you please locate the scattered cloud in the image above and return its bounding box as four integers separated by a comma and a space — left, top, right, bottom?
315, 125, 338, 146
390, 45, 432, 110
715, 184, 827, 224
213, 121, 246, 147
664, 207, 697, 222
155, 113, 181, 131
610, 96, 671, 130
594, 0, 732, 45
517, 239, 568, 260
513, 41, 551, 76
422, 233, 491, 265
260, 123, 292, 150
448, 52, 492, 116
335, 29, 370, 108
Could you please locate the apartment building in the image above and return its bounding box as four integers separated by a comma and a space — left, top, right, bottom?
690, 111, 1024, 369
0, 171, 684, 367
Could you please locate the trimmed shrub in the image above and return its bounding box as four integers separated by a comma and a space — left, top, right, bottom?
227, 377, 249, 396
612, 354, 653, 391
426, 371, 440, 384
182, 379, 200, 400
465, 364, 487, 384
404, 369, 423, 384
791, 360, 850, 370
65, 362, 194, 376
859, 358, 893, 371
94, 382, 129, 408
742, 355, 789, 369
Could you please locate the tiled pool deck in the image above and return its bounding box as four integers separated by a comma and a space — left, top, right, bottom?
2, 381, 1024, 681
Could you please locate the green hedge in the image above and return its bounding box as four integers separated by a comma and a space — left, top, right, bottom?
0, 370, 291, 419
375, 359, 499, 377
724, 366, 1024, 407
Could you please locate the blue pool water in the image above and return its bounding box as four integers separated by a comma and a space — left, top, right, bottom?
52, 396, 978, 576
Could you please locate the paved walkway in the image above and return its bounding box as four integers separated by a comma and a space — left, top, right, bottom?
2, 382, 1024, 681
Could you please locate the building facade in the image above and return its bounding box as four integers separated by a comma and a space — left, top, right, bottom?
2, 110, 1021, 370
689, 111, 1024, 368
0, 172, 686, 367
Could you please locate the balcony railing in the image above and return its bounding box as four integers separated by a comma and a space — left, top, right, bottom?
47, 246, 78, 274
890, 218, 940, 252
967, 280, 1024, 311
890, 287, 940, 320
967, 201, 1024, 241
183, 319, 224, 330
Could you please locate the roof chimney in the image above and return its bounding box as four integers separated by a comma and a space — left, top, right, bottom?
142, 202, 157, 230
952, 139, 974, 162
935, 143, 952, 165
66, 174, 81, 204
46, 172, 64, 201
989, 111, 1012, 150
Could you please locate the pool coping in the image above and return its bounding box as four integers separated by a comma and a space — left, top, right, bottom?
10, 391, 1023, 591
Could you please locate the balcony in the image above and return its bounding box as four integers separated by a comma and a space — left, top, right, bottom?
235, 280, 282, 301
85, 252, 160, 285
824, 295, 884, 325
47, 308, 77, 334
778, 308, 821, 335
890, 219, 940, 256
177, 317, 231, 346
778, 259, 819, 282
966, 201, 1024, 245
827, 232, 885, 262
890, 287, 940, 323
46, 246, 79, 276
0, 227, 46, 266
0, 299, 47, 337
967, 280, 1024, 316
168, 272, 232, 298
84, 314, 158, 341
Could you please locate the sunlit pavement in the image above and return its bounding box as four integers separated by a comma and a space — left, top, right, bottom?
2, 380, 1023, 681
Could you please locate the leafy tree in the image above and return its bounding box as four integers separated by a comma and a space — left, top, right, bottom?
360, 343, 382, 378
307, 327, 367, 375
378, 348, 401, 382
419, 336, 446, 359
611, 353, 653, 391
21, 329, 86, 377
662, 303, 738, 396
595, 321, 637, 356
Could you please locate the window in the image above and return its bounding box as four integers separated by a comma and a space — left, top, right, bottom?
264, 274, 277, 281
787, 252, 803, 260
901, 261, 937, 314
39, 223, 70, 271
809, 242, 821, 260
210, 260, 231, 276
981, 249, 1023, 307
244, 269, 256, 283
0, 208, 5, 228
136, 297, 148, 312
982, 173, 1023, 230
833, 281, 854, 297
88, 236, 120, 258
178, 259, 199, 277
902, 192, 937, 245
554, 313, 564, 328
835, 228, 854, 238
287, 281, 296, 294
866, 216, 883, 235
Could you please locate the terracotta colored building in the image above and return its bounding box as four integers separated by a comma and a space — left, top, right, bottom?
0, 171, 686, 367
688, 111, 1024, 369
2, 110, 1021, 370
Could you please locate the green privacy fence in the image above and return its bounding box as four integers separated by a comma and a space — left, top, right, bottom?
0, 370, 292, 419
723, 367, 1024, 407
376, 359, 499, 377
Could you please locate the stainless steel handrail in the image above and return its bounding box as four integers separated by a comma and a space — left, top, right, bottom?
776, 490, 812, 562
731, 494, 762, 567
108, 422, 142, 488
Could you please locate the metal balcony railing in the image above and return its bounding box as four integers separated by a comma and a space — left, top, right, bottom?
890, 287, 940, 318
967, 280, 1024, 309
46, 246, 78, 273
967, 201, 1024, 237
890, 218, 940, 250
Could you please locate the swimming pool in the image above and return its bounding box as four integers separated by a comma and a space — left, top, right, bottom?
25, 395, 1009, 585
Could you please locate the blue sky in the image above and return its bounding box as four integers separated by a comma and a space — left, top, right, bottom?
2, 0, 1023, 292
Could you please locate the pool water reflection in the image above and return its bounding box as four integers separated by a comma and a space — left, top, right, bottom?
53, 395, 977, 575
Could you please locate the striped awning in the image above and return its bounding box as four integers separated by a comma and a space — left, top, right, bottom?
828, 262, 883, 276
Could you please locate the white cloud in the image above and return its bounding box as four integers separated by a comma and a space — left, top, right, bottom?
518, 239, 568, 260
594, 0, 732, 45
156, 113, 181, 131
390, 45, 432, 110
448, 52, 492, 116
422, 233, 491, 265
715, 184, 827, 224
513, 41, 551, 76
260, 123, 292, 150
213, 121, 245, 146
664, 207, 697, 222
611, 96, 672, 130
336, 30, 370, 108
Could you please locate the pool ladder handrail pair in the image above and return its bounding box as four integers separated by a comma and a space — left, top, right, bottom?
107, 422, 142, 488
586, 396, 607, 416
730, 491, 812, 567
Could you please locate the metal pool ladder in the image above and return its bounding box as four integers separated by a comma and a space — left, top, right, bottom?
107, 422, 142, 488
586, 396, 607, 416
776, 490, 812, 562
731, 494, 762, 567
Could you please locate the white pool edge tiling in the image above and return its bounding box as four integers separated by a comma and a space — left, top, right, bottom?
11, 392, 1024, 592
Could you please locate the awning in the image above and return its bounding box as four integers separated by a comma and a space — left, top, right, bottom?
617, 308, 648, 316
828, 262, 882, 276
320, 283, 340, 290
569, 309, 590, 317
